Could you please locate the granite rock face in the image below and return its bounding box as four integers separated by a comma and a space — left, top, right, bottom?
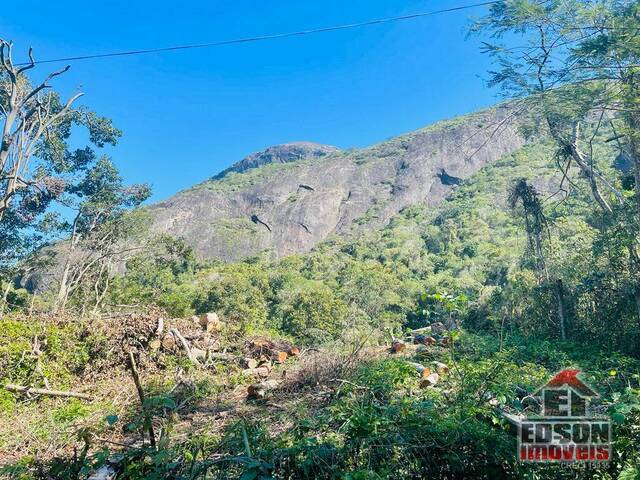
212, 142, 340, 180
146, 104, 526, 261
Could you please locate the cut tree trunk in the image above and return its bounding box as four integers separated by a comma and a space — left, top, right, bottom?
161, 333, 176, 350
247, 380, 279, 399
420, 372, 440, 388
5, 384, 93, 400
286, 345, 301, 356
170, 328, 200, 365
268, 350, 288, 363
242, 358, 259, 369
432, 361, 450, 374
406, 362, 431, 379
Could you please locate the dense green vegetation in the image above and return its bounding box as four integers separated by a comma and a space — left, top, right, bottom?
4, 131, 640, 479
3, 0, 640, 478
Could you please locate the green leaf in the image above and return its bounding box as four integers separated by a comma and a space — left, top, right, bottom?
611, 412, 625, 425
240, 470, 259, 480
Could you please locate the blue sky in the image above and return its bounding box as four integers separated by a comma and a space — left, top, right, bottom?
1, 1, 498, 202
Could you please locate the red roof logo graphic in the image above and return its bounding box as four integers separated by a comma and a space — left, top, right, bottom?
538, 369, 598, 398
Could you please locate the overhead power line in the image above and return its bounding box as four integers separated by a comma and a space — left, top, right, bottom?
17, 1, 498, 66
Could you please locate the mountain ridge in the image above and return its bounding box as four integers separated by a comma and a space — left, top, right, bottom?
211, 141, 340, 180
145, 103, 527, 262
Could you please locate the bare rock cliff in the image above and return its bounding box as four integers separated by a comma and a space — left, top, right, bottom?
146, 104, 526, 261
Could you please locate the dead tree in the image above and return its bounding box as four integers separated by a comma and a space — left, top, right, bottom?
0, 39, 82, 221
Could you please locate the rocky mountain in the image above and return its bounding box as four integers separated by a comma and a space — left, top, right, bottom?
145, 103, 526, 262
212, 142, 340, 180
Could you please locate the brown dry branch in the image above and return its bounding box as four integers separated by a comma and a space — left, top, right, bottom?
127, 351, 156, 449
4, 384, 93, 400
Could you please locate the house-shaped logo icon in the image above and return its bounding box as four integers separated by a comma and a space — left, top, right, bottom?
536, 369, 598, 418
518, 369, 611, 463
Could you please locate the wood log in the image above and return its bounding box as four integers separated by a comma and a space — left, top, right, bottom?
207, 352, 238, 362
242, 358, 259, 369
433, 361, 450, 374
191, 348, 206, 360
271, 350, 288, 363
247, 380, 279, 399
406, 362, 431, 379
390, 340, 406, 353
199, 312, 224, 333
414, 334, 437, 346
148, 339, 161, 351
287, 345, 301, 356
410, 326, 432, 335
154, 317, 164, 337
420, 372, 440, 388
5, 384, 93, 400
161, 333, 176, 350
250, 338, 275, 350
242, 366, 271, 377
170, 328, 200, 365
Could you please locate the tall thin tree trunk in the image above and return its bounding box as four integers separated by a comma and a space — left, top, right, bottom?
555, 279, 566, 341
54, 260, 71, 313
0, 281, 11, 314
626, 113, 640, 213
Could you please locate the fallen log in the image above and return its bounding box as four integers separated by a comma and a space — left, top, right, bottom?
207, 352, 238, 362
414, 334, 436, 346
250, 338, 275, 350
269, 350, 288, 363
5, 384, 93, 400
286, 345, 301, 356
155, 317, 164, 337
410, 326, 432, 335
406, 362, 431, 379
432, 361, 450, 374
420, 372, 440, 388
242, 358, 259, 369
242, 366, 271, 377
247, 380, 279, 399
390, 340, 406, 353
161, 333, 176, 350
257, 358, 273, 369
200, 312, 225, 333
170, 328, 201, 365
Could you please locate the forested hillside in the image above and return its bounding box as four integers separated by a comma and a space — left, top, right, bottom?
2, 0, 640, 479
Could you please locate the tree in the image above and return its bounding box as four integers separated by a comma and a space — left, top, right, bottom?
0, 39, 121, 272
509, 178, 567, 340
475, 0, 640, 333
473, 0, 639, 213
53, 157, 150, 312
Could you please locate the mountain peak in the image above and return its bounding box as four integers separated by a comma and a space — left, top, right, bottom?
213, 141, 340, 179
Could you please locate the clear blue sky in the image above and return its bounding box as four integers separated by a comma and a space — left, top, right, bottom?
1, 0, 498, 202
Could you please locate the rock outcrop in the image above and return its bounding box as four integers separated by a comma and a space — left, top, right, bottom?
146, 103, 526, 261
212, 142, 340, 180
